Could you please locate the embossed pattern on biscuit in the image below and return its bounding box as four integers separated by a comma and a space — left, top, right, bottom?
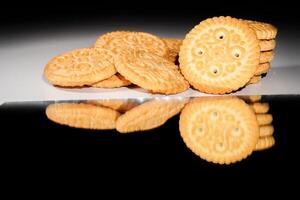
46, 103, 120, 130
95, 31, 169, 58
179, 97, 260, 164
179, 16, 260, 94
44, 48, 116, 87
115, 50, 189, 94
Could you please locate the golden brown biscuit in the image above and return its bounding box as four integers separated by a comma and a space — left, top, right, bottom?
255, 136, 275, 151
245, 20, 278, 40
255, 63, 271, 75
247, 75, 261, 85
163, 38, 183, 63
259, 40, 276, 51
92, 74, 131, 88
259, 125, 274, 137
260, 51, 274, 63
179, 16, 260, 94
250, 102, 270, 114
46, 103, 120, 129
256, 114, 273, 126
95, 31, 168, 58
116, 99, 187, 133
44, 48, 116, 87
115, 50, 189, 94
179, 97, 259, 164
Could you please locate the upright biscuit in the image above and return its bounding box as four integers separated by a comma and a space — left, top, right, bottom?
92, 74, 131, 88
259, 40, 276, 51
260, 51, 274, 63
116, 99, 187, 133
239, 95, 262, 103
179, 16, 260, 94
44, 48, 116, 87
245, 20, 278, 40
95, 31, 169, 58
259, 125, 274, 137
255, 63, 271, 76
250, 102, 270, 114
46, 103, 120, 130
179, 97, 259, 164
115, 50, 189, 94
255, 136, 275, 151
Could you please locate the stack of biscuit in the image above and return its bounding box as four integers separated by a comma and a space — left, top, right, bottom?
246, 20, 278, 85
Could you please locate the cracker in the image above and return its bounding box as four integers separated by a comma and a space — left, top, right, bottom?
255, 63, 270, 75
44, 48, 116, 87
250, 102, 270, 114
115, 50, 189, 94
247, 75, 261, 85
116, 99, 187, 133
256, 114, 273, 125
260, 51, 274, 63
255, 136, 275, 151
259, 40, 276, 51
179, 16, 260, 94
46, 103, 120, 129
87, 99, 138, 113
163, 38, 183, 63
92, 74, 131, 88
179, 97, 259, 164
95, 31, 168, 58
259, 125, 274, 137
245, 20, 278, 40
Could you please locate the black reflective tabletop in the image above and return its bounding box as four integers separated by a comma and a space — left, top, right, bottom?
1, 95, 299, 180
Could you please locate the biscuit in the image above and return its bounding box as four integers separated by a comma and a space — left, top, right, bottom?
179, 97, 259, 164
247, 75, 261, 85
95, 31, 169, 58
245, 20, 278, 40
250, 102, 270, 114
46, 103, 120, 129
116, 99, 187, 133
179, 16, 260, 94
259, 125, 274, 137
163, 38, 183, 62
115, 50, 189, 94
92, 74, 131, 88
259, 40, 276, 51
44, 48, 116, 87
255, 136, 275, 151
239, 95, 262, 103
255, 63, 270, 76
87, 99, 138, 113
256, 114, 273, 126
260, 51, 274, 63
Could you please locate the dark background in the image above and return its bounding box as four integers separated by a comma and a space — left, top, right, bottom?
1, 4, 300, 187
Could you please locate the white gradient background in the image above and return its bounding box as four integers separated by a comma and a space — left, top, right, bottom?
1, 17, 300, 103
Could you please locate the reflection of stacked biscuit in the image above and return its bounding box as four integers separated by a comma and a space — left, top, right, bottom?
245, 20, 278, 85
179, 96, 275, 164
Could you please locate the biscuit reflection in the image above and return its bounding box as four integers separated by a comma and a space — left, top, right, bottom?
45, 96, 275, 165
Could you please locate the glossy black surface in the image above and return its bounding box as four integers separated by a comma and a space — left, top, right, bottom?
1, 95, 299, 180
